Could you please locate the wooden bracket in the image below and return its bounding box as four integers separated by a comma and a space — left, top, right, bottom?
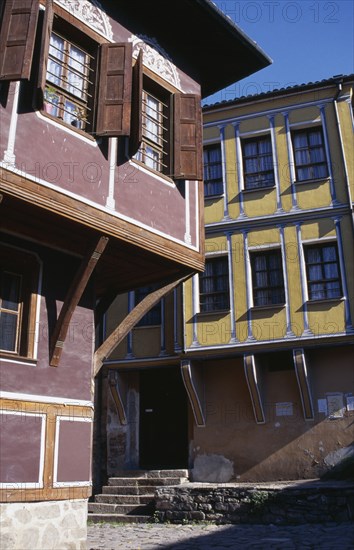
49, 235, 109, 367
181, 359, 205, 427
293, 348, 314, 421
94, 275, 190, 376
108, 372, 127, 425
243, 353, 266, 424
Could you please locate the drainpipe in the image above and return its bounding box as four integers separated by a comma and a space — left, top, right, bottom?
333, 76, 354, 232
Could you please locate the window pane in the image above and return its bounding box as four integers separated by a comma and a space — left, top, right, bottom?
306, 244, 342, 300
199, 258, 229, 312
0, 311, 18, 352
2, 272, 21, 311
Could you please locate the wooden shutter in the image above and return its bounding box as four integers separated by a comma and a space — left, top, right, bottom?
36, 0, 53, 106
0, 0, 40, 81
96, 42, 132, 137
173, 93, 202, 180
129, 49, 143, 156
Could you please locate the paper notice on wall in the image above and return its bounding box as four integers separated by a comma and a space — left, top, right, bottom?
326, 393, 345, 419
275, 402, 293, 416
346, 396, 354, 412
317, 399, 327, 414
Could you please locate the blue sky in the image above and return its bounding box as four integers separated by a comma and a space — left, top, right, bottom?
204, 0, 354, 105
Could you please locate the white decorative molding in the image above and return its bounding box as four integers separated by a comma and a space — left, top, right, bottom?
129, 34, 181, 90
54, 0, 113, 40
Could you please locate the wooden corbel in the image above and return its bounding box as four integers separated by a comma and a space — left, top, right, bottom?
49, 235, 109, 367
108, 371, 128, 425
293, 348, 314, 421
243, 353, 266, 424
94, 275, 190, 376
180, 359, 205, 427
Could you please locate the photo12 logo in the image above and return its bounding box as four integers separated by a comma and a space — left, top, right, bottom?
216, 1, 340, 24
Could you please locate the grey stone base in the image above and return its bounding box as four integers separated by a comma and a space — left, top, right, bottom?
155, 480, 354, 525
0, 499, 88, 549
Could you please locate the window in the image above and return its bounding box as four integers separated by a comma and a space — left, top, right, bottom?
242, 136, 274, 190
251, 250, 285, 307
305, 243, 342, 301
44, 28, 95, 130
0, 0, 203, 178
199, 257, 229, 313
203, 144, 223, 197
135, 286, 162, 327
135, 81, 170, 174
0, 245, 39, 358
292, 127, 328, 182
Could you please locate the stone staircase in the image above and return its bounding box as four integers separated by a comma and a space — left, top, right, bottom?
88, 469, 189, 524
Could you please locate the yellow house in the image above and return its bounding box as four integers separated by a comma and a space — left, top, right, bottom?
101, 74, 354, 483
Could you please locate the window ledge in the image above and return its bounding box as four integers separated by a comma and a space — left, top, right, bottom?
130, 158, 175, 187
197, 309, 231, 316
204, 193, 225, 200
307, 297, 344, 305
38, 109, 96, 143
0, 353, 37, 365
251, 303, 285, 311
242, 185, 275, 194
294, 177, 330, 185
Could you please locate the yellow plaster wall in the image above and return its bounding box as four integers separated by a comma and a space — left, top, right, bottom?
284, 225, 304, 336
232, 233, 248, 342
105, 293, 128, 359
224, 125, 239, 220
248, 227, 280, 247
276, 114, 293, 212
197, 312, 232, 346
337, 99, 354, 201
252, 307, 287, 341
132, 326, 162, 357
296, 179, 332, 210
183, 277, 194, 348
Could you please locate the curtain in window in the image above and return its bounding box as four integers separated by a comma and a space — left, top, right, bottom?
204, 146, 223, 196
200, 258, 229, 311
47, 34, 64, 86
67, 44, 86, 99
243, 137, 274, 189
306, 245, 341, 300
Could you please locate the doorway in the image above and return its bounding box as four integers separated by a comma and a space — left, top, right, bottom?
139, 367, 188, 469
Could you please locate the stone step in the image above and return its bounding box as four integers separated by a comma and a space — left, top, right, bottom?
95, 494, 154, 505
88, 513, 150, 524
108, 477, 186, 486
112, 469, 189, 479
88, 502, 154, 515
102, 485, 155, 495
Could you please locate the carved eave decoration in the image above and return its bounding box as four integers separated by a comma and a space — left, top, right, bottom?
54, 0, 113, 40
129, 34, 182, 91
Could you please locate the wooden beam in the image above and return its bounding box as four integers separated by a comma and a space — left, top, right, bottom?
293, 348, 314, 421
49, 235, 109, 367
181, 359, 205, 427
243, 353, 265, 424
109, 372, 127, 425
94, 275, 190, 376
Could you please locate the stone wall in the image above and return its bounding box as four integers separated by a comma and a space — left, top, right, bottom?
155, 481, 354, 525
0, 499, 88, 550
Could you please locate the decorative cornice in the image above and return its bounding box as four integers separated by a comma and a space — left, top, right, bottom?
205, 204, 350, 234
54, 0, 113, 40
129, 34, 181, 90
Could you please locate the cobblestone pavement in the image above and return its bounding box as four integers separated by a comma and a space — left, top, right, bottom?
87, 521, 354, 549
